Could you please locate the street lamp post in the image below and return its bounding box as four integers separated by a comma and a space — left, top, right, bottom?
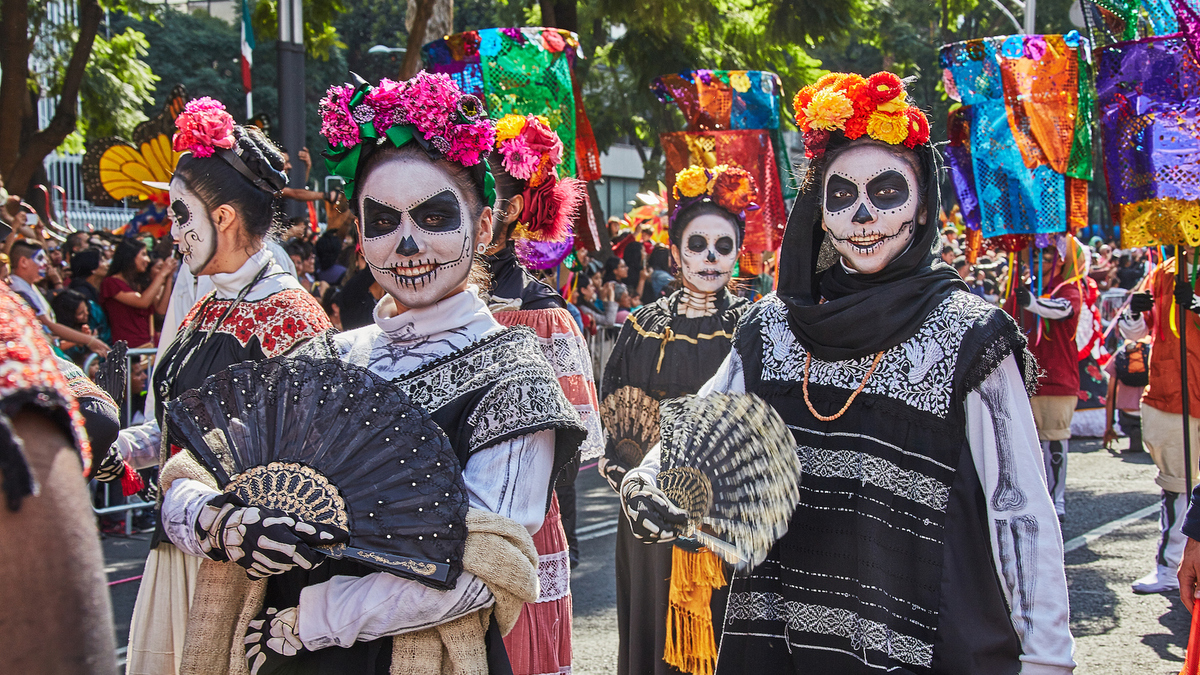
278, 0, 305, 216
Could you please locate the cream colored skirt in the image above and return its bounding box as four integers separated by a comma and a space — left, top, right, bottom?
126, 543, 202, 675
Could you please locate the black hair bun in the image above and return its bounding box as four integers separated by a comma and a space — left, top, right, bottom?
233, 126, 289, 192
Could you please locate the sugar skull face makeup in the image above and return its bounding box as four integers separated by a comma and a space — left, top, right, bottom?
357, 155, 476, 308
676, 213, 739, 294
822, 144, 921, 275
169, 179, 217, 275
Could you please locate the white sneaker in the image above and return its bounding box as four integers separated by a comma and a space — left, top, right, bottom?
1131, 566, 1180, 594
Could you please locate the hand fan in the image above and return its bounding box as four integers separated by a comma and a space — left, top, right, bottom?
657, 392, 801, 571
166, 355, 469, 589
94, 340, 128, 410
600, 385, 661, 467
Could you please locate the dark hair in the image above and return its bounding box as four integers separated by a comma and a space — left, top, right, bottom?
351, 144, 485, 222
668, 201, 743, 251
107, 238, 148, 289
602, 255, 626, 284
50, 289, 88, 330
9, 239, 44, 264
70, 247, 102, 277
284, 239, 313, 260
648, 246, 671, 272
172, 125, 287, 245
65, 231, 90, 254
941, 244, 955, 255
573, 272, 591, 295
314, 230, 343, 272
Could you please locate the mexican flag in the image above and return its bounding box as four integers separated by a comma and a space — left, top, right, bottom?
241, 0, 255, 93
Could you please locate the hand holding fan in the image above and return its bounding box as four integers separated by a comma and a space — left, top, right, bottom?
94, 340, 128, 410
657, 392, 801, 571
601, 385, 661, 468
166, 355, 469, 589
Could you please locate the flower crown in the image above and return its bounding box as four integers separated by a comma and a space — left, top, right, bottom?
320, 72, 496, 200
792, 71, 931, 159
671, 164, 759, 222
173, 97, 236, 158
493, 114, 582, 243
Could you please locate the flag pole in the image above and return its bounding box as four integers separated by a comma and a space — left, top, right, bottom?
1184, 246, 1194, 504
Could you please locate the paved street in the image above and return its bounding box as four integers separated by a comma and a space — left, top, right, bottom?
103, 436, 1180, 673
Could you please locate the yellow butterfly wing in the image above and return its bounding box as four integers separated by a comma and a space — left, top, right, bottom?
97, 134, 180, 202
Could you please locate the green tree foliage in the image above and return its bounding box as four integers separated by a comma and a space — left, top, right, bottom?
115, 8, 347, 184
251, 0, 347, 60
576, 0, 842, 188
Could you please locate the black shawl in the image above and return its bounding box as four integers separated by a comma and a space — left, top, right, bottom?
776, 137, 967, 362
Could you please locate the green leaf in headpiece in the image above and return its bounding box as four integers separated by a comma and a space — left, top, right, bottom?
385, 125, 415, 149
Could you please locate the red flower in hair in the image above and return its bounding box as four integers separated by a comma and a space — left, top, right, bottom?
903, 108, 931, 148
843, 114, 869, 140
712, 167, 757, 214
802, 128, 830, 158
867, 72, 904, 104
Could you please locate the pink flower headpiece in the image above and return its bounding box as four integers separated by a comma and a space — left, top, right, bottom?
173, 97, 236, 158
321, 71, 496, 180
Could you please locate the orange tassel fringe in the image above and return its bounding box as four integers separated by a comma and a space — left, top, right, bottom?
664, 546, 727, 675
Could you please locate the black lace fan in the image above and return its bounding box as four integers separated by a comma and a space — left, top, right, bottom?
658, 392, 801, 571
94, 340, 128, 410
166, 355, 469, 589
600, 385, 660, 467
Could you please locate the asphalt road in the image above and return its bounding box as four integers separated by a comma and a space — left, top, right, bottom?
101, 436, 1178, 674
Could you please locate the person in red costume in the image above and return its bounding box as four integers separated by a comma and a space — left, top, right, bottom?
1005, 242, 1083, 519
1124, 254, 1200, 595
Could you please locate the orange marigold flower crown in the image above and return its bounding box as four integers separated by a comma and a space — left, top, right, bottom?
792, 71, 931, 159
671, 164, 759, 223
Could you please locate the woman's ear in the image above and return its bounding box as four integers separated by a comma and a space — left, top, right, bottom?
476, 206, 494, 251
499, 194, 523, 227
669, 244, 680, 269
213, 204, 238, 235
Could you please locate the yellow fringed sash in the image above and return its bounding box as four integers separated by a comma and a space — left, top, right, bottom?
664, 546, 727, 675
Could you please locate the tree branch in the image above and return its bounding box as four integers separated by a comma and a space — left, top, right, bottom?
399, 0, 435, 79
6, 0, 103, 196
0, 0, 32, 179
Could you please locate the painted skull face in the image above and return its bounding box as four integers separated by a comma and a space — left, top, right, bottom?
822, 144, 921, 275
358, 155, 475, 309
677, 213, 739, 293
169, 179, 217, 274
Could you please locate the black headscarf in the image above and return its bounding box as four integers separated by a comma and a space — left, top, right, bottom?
776, 135, 967, 362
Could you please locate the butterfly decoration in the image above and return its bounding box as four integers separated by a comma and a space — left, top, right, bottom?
81, 84, 188, 208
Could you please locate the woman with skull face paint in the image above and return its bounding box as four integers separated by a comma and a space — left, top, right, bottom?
621, 73, 1076, 674
153, 74, 586, 675
121, 98, 334, 675
600, 164, 753, 675
484, 114, 602, 675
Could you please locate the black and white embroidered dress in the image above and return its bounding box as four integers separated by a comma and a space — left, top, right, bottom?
630, 291, 1075, 674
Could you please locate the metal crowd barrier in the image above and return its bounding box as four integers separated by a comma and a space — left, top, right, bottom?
83, 347, 160, 534
82, 347, 159, 427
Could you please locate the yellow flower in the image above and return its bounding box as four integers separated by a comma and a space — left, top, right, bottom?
803, 89, 854, 131
674, 165, 711, 198
495, 114, 527, 144
729, 71, 751, 93
866, 110, 910, 145
876, 92, 909, 113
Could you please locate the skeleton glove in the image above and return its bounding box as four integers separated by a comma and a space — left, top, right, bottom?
244, 605, 302, 675
194, 493, 348, 579
598, 455, 628, 494
620, 471, 689, 543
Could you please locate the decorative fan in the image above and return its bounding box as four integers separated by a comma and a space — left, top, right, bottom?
81, 84, 188, 207
93, 340, 128, 411
166, 355, 469, 589
600, 385, 661, 467
657, 392, 801, 571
